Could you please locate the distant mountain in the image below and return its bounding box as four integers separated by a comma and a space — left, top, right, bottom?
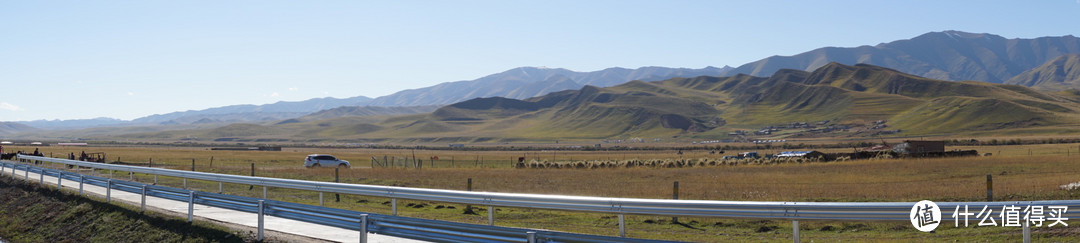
0, 122, 38, 135
399, 63, 1079, 139
131, 63, 1080, 142
365, 66, 732, 106
726, 31, 1080, 84
16, 117, 129, 130
1006, 54, 1080, 90
131, 96, 373, 124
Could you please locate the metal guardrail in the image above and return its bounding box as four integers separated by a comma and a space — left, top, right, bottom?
1, 158, 667, 243
11, 155, 1080, 242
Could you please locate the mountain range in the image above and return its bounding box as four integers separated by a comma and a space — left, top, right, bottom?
1006, 54, 1080, 90
725, 30, 1080, 85
107, 62, 1080, 143
7, 30, 1080, 140
363, 66, 733, 106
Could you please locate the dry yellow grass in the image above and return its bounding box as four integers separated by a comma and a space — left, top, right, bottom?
12, 144, 1080, 201
8, 144, 1080, 242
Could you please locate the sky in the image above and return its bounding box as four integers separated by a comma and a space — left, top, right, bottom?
1, 0, 1078, 121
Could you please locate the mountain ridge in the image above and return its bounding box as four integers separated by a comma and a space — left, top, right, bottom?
1006, 54, 1080, 90
111, 62, 1080, 143
726, 30, 1080, 84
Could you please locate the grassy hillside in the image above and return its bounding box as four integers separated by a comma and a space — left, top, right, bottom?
103, 63, 1080, 143
1006, 54, 1080, 91
0, 176, 253, 242
0, 122, 38, 136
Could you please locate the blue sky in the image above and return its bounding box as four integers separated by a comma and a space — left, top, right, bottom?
1, 0, 1078, 121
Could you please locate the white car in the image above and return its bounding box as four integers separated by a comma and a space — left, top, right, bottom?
305, 154, 350, 168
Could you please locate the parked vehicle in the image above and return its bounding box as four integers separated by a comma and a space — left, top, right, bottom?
305, 154, 350, 168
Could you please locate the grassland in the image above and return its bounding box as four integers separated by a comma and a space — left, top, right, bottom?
7, 142, 1080, 242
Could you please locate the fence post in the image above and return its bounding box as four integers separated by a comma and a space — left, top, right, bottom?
673, 181, 679, 223
793, 220, 801, 243
191, 159, 195, 171
466, 178, 473, 213
986, 174, 993, 201
249, 163, 255, 190
258, 200, 265, 241
335, 167, 340, 202
359, 214, 369, 243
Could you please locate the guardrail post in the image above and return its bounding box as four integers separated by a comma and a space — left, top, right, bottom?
57, 171, 62, 188
619, 214, 626, 237
106, 179, 112, 203
392, 198, 397, 216
141, 185, 147, 213
219, 181, 223, 194
793, 220, 800, 243
154, 175, 158, 185
183, 178, 188, 189
1023, 219, 1031, 243
129, 171, 133, 181
258, 200, 265, 241
188, 191, 195, 222
39, 169, 44, 186
320, 192, 324, 206
359, 214, 369, 243
263, 186, 267, 199
488, 206, 495, 226
79, 175, 84, 196
527, 231, 536, 243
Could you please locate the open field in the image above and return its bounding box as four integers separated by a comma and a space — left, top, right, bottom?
6, 143, 1080, 241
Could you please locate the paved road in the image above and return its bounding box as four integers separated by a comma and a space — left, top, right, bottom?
1, 163, 424, 243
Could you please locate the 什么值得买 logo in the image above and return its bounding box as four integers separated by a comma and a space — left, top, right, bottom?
910, 200, 941, 232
